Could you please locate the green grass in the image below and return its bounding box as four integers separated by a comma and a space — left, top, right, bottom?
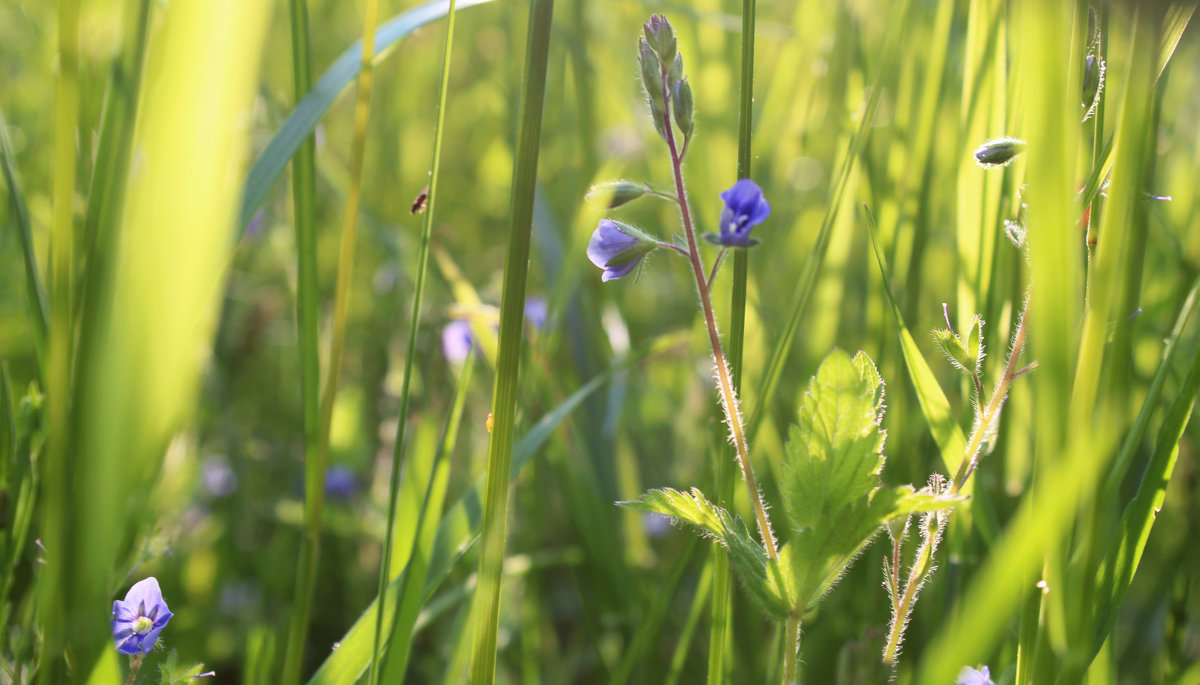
2, 1, 1200, 683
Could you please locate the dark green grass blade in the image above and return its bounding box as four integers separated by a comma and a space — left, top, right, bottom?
238, 0, 496, 229
469, 1, 554, 679
0, 106, 49, 363
281, 0, 321, 679
370, 1, 460, 680
1090, 278, 1200, 662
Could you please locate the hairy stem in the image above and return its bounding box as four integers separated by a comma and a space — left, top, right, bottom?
882, 308, 1030, 665
784, 613, 802, 684
657, 67, 777, 559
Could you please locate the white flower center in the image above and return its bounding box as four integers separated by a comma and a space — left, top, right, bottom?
132, 616, 154, 635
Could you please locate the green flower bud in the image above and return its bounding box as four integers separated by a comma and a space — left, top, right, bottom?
586, 181, 649, 208
669, 53, 684, 88
933, 328, 972, 372
673, 78, 694, 140
639, 38, 668, 139
643, 15, 676, 66
963, 314, 984, 373
973, 137, 1027, 168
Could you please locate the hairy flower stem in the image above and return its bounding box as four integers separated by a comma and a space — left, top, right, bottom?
126, 654, 144, 685
785, 613, 802, 684
657, 67, 778, 560
882, 309, 1031, 665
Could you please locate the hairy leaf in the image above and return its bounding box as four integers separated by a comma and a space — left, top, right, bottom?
780, 350, 960, 607
622, 488, 792, 619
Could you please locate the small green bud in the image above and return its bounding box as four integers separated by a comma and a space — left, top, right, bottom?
933, 328, 972, 372
586, 181, 649, 208
973, 137, 1027, 168
673, 78, 694, 140
669, 52, 684, 88
639, 38, 668, 138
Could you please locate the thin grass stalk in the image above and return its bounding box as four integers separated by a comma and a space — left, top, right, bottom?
709, 1, 757, 682
282, 0, 381, 681
281, 0, 320, 678
468, 0, 554, 681
368, 1, 459, 682
40, 0, 80, 678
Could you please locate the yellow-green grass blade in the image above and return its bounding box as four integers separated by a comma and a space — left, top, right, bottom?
46, 1, 272, 678
238, 0, 496, 230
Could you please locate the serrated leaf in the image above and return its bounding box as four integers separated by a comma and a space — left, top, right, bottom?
780, 350, 962, 608
781, 349, 886, 533
621, 488, 792, 619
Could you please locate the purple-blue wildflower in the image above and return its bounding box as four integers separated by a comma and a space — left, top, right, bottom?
324, 466, 359, 499
441, 319, 474, 363
713, 179, 770, 247
524, 297, 548, 330
587, 219, 657, 282
957, 665, 995, 685
111, 577, 174, 656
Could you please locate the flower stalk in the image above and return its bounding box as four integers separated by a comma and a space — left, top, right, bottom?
883, 309, 1031, 665
655, 53, 777, 559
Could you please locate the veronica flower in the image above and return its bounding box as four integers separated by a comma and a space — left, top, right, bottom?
587, 219, 658, 282
441, 319, 474, 363
710, 179, 770, 247
111, 577, 173, 656
957, 665, 996, 685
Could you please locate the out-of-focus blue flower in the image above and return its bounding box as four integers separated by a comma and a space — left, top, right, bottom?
642, 512, 673, 539
112, 577, 173, 656
324, 466, 359, 499
202, 455, 237, 497
957, 665, 995, 685
712, 179, 770, 247
524, 297, 548, 330
441, 319, 474, 363
587, 219, 657, 282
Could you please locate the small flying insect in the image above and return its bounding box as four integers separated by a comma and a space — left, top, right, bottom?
410, 184, 430, 215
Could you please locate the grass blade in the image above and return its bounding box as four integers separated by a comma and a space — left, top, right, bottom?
370, 1, 460, 681
469, 0, 555, 680
0, 107, 48, 365
283, 0, 382, 679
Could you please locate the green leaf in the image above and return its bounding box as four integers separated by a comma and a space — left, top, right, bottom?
622, 488, 792, 620
780, 350, 961, 607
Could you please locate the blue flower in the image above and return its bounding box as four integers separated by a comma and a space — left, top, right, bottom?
524, 296, 548, 330
441, 319, 474, 363
957, 665, 995, 685
112, 577, 173, 656
713, 179, 770, 247
587, 219, 657, 282
324, 466, 359, 499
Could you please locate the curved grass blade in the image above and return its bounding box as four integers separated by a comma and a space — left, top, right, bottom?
0, 107, 48, 364
469, 2, 555, 679
238, 0, 496, 229
370, 2, 461, 680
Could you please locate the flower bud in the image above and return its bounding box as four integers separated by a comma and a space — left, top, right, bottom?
644, 15, 676, 65
587, 219, 659, 282
669, 53, 684, 88
973, 137, 1027, 168
1081, 54, 1105, 121
933, 328, 972, 372
673, 78, 694, 140
586, 180, 649, 208
639, 38, 668, 139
